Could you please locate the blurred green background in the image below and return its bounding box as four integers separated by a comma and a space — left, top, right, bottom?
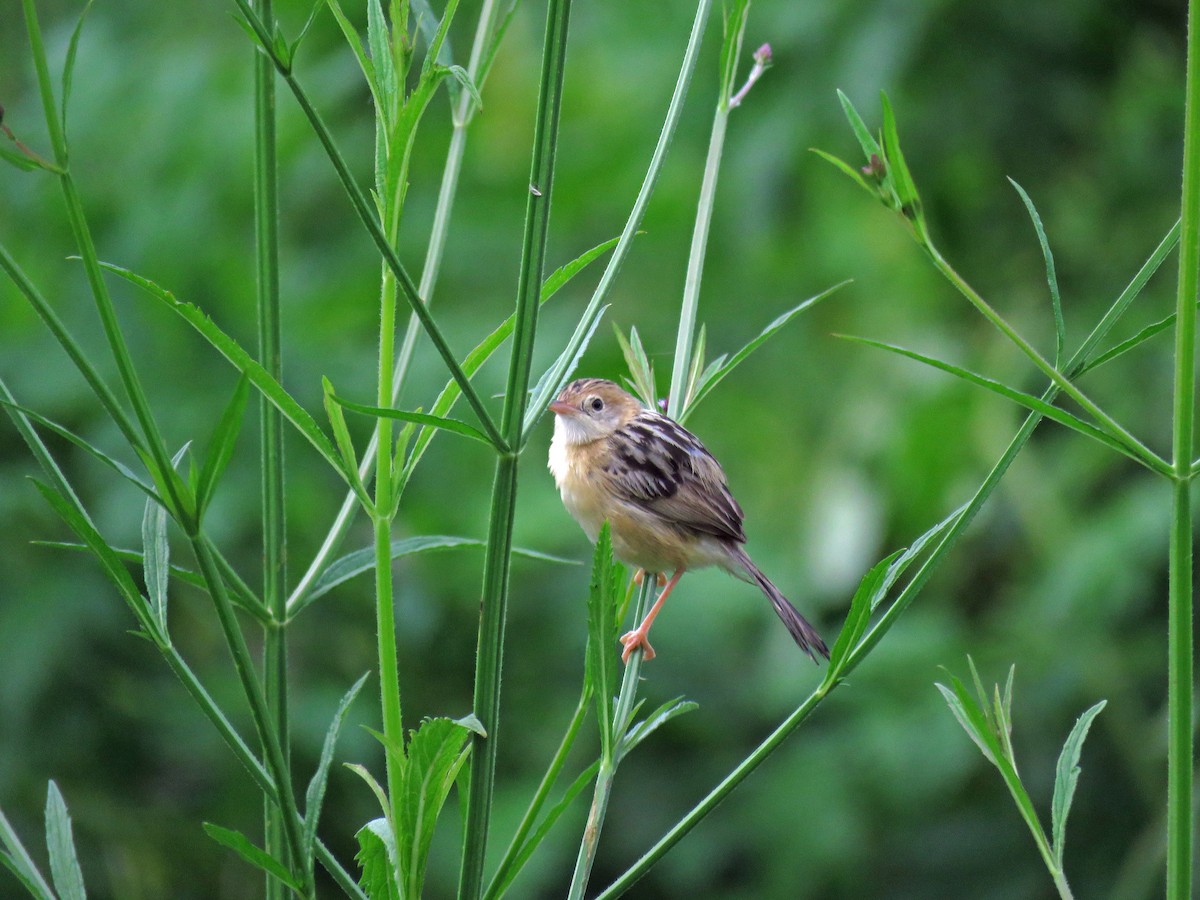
0, 0, 1188, 896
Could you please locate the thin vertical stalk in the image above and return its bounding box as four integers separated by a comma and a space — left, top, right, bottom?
374, 171, 405, 825
251, 1, 290, 892
1168, 0, 1200, 894
286, 0, 501, 615
458, 0, 573, 895
566, 580, 654, 900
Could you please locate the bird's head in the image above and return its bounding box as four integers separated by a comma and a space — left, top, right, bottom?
548, 378, 642, 445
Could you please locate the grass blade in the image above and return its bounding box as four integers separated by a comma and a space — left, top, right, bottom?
1010, 179, 1065, 367
585, 525, 621, 760
196, 374, 250, 520
203, 823, 301, 890
840, 335, 1166, 473
304, 674, 370, 868
332, 395, 495, 447
0, 810, 55, 900
681, 283, 847, 422
141, 491, 170, 634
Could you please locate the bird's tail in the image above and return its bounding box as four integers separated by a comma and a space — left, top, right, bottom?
727, 545, 829, 663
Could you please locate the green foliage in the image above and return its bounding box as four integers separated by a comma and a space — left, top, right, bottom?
937, 660, 1106, 899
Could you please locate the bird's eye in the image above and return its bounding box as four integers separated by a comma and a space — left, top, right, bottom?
587, 397, 604, 413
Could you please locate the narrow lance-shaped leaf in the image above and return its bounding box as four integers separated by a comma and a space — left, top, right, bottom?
141, 491, 170, 635
0, 399, 158, 501
1010, 179, 1065, 368
332, 394, 495, 448
0, 805, 56, 900
32, 481, 159, 638
681, 283, 846, 423
615, 326, 656, 409
620, 697, 699, 759
823, 551, 899, 678
839, 335, 1161, 473
1051, 699, 1106, 869
101, 262, 351, 482
45, 782, 86, 900
1078, 311, 1181, 377
195, 374, 250, 520
305, 674, 370, 869
60, 0, 94, 132
322, 378, 373, 510
879, 91, 921, 220
203, 823, 301, 891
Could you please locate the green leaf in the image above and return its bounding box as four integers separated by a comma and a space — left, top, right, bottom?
879, 92, 921, 219
45, 782, 86, 900
683, 324, 707, 411
0, 398, 157, 501
346, 764, 392, 822
681, 283, 846, 422
586, 524, 622, 760
1010, 179, 1065, 367
0, 141, 46, 172
355, 818, 400, 900
332, 394, 495, 447
936, 674, 1001, 766
0, 807, 55, 900
485, 760, 600, 900
367, 0, 397, 125
411, 0, 455, 68
445, 64, 482, 112
717, 0, 751, 99
196, 374, 250, 520
808, 148, 876, 198
417, 0, 462, 80
836, 89, 883, 162
32, 481, 158, 637
141, 491, 170, 634
103, 262, 350, 481
322, 378, 372, 509
61, 0, 94, 132
302, 535, 575, 608
541, 236, 622, 303
305, 674, 370, 868
289, 0, 327, 61
1078, 312, 1178, 376
1051, 699, 1106, 868
615, 326, 657, 409
203, 823, 301, 890
824, 552, 897, 675
397, 717, 473, 898
840, 335, 1151, 468
871, 501, 967, 613
326, 0, 380, 111
620, 697, 699, 758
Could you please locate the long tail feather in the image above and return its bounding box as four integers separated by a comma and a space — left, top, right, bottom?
727, 545, 829, 663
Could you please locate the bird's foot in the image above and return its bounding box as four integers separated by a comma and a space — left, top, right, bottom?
620, 628, 656, 663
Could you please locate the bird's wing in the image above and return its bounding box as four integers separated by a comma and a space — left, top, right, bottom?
600, 412, 746, 543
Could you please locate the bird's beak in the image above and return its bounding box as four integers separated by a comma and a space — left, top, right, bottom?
548, 400, 575, 417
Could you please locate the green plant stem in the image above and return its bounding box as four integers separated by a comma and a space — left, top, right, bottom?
484, 689, 590, 899
251, 1, 289, 892
1168, 2, 1200, 895
458, 0, 573, 895
666, 0, 747, 416
596, 220, 1181, 896
567, 579, 653, 900
190, 537, 312, 896
286, 0, 500, 616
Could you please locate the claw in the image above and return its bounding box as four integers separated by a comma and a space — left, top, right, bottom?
620, 628, 656, 663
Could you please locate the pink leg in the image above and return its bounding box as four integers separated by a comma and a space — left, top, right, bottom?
620, 569, 684, 663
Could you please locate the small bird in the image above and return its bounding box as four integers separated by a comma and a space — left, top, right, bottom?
548, 378, 829, 664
